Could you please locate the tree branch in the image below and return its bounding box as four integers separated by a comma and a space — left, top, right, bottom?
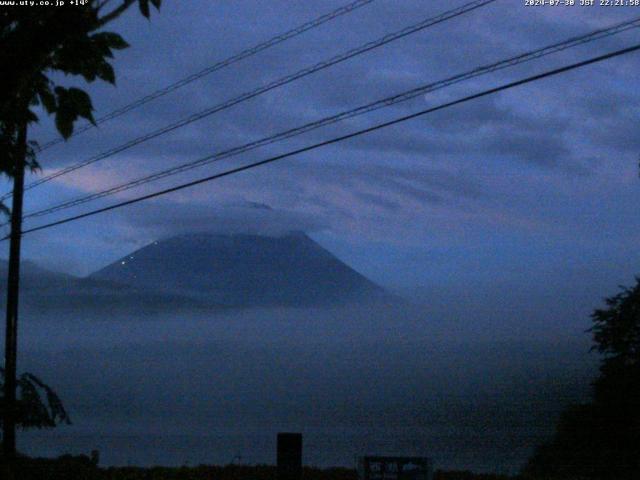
97, 0, 137, 28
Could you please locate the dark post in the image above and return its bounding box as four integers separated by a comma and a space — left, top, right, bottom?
3, 121, 27, 459
277, 432, 302, 480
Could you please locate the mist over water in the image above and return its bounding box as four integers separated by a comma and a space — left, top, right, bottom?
9, 303, 596, 474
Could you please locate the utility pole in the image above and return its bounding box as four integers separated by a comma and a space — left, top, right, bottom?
3, 120, 27, 459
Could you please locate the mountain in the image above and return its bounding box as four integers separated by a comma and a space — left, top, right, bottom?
0, 260, 212, 313
90, 232, 390, 307
0, 260, 76, 294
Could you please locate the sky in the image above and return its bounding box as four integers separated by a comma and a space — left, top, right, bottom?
2, 0, 640, 318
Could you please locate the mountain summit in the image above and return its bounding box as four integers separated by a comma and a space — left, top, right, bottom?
90, 232, 389, 307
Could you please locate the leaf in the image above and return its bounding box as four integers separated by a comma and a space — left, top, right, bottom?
1, 369, 70, 430
150, 0, 162, 9
17, 376, 52, 428
24, 372, 71, 425
139, 0, 150, 18
25, 109, 39, 124
97, 61, 116, 85
54, 109, 74, 139
53, 86, 96, 138
91, 31, 130, 50
26, 141, 41, 172
38, 86, 57, 114
67, 88, 95, 123
52, 31, 129, 84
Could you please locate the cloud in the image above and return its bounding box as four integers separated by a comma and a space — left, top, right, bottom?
120, 200, 327, 239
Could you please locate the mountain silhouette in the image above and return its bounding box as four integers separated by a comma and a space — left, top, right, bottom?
0, 259, 212, 313
89, 232, 390, 307
0, 260, 75, 292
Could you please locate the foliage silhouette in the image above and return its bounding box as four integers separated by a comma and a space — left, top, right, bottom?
524, 278, 640, 479
0, 368, 70, 430
0, 0, 162, 211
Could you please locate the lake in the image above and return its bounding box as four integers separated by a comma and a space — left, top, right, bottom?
10, 304, 596, 475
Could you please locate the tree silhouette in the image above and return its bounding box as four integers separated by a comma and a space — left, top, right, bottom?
1, 0, 162, 461
1, 0, 162, 191
524, 278, 640, 479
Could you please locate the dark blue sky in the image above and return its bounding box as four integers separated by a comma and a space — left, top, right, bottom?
3, 0, 640, 317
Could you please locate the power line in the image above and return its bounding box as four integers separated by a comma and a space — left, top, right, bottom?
35, 0, 377, 152
12, 43, 640, 239
20, 0, 496, 192
20, 16, 640, 221
8, 0, 497, 200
